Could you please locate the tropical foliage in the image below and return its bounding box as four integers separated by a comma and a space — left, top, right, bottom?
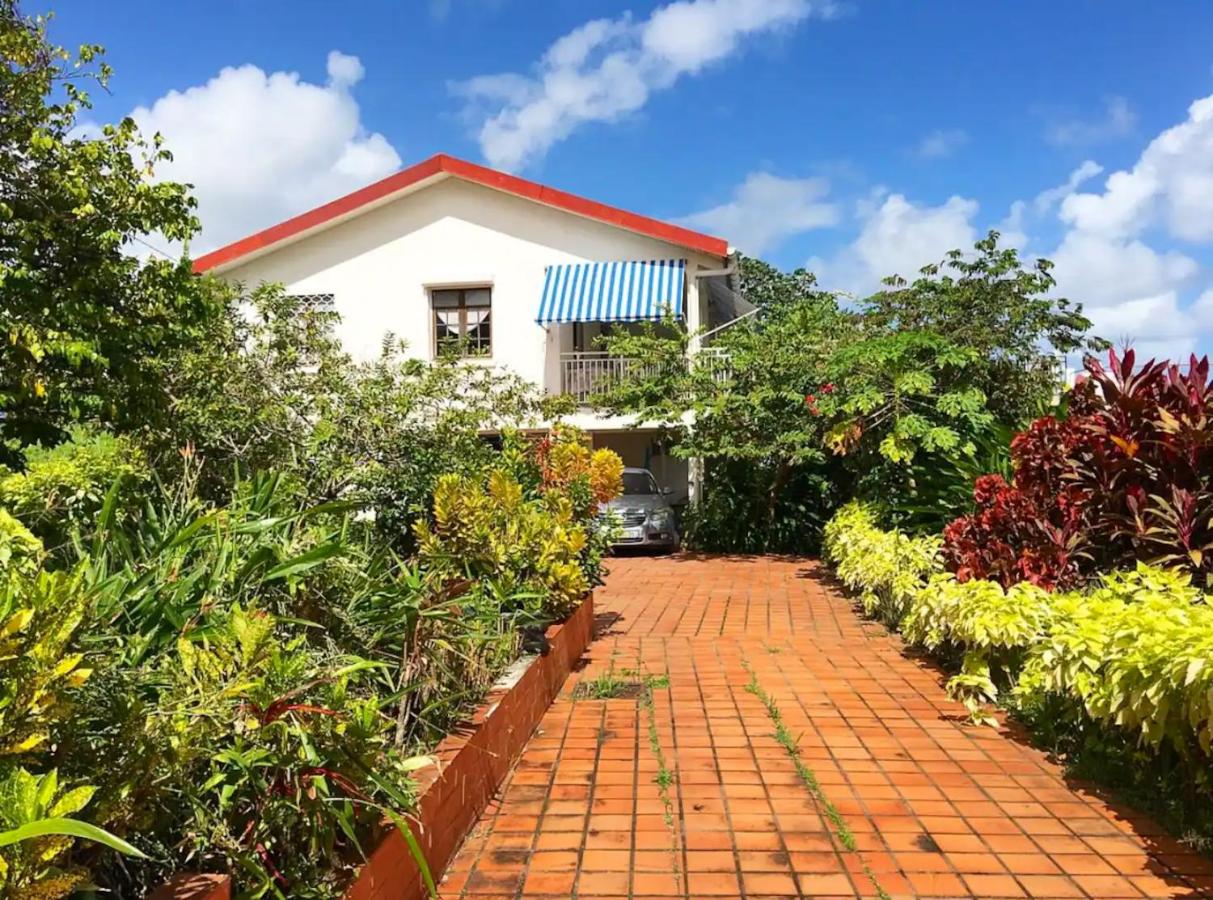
0, 0, 219, 461
0, 428, 149, 555
825, 502, 1213, 836
0, 432, 618, 898
595, 262, 852, 552
596, 237, 1093, 552
0, 10, 621, 892
943, 349, 1213, 588
822, 502, 942, 625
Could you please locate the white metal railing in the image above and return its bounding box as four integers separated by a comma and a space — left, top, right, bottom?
695, 345, 732, 385
560, 352, 644, 403
559, 349, 731, 403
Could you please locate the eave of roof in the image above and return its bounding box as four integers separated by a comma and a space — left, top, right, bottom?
192, 153, 730, 274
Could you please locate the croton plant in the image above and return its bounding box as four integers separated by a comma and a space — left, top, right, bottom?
943, 349, 1213, 589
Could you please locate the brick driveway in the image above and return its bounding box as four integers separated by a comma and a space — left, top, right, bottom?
438, 555, 1213, 899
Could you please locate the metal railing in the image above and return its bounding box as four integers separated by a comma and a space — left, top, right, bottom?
560, 352, 644, 403
694, 345, 732, 385
559, 349, 731, 404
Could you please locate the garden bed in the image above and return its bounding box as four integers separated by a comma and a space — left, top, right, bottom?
152, 594, 595, 900
346, 592, 595, 900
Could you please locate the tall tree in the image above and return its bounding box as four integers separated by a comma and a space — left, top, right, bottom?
0, 1, 216, 461
596, 259, 854, 552
858, 231, 1099, 425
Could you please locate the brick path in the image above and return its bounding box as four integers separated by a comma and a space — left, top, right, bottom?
438, 555, 1213, 899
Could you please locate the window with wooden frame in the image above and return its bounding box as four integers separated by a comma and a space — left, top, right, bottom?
432, 287, 492, 357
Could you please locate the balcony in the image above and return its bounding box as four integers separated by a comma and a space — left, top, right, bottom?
559, 348, 730, 404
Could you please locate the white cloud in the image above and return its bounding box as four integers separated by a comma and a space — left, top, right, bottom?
454, 0, 827, 171
1046, 95, 1136, 147
1060, 95, 1213, 242
1194, 288, 1213, 319
1036, 94, 1213, 356
677, 171, 838, 255
131, 50, 401, 252
914, 128, 968, 160
1083, 292, 1207, 362
809, 194, 979, 295
988, 162, 1104, 253
996, 201, 1028, 250
1033, 160, 1103, 215
1049, 231, 1197, 309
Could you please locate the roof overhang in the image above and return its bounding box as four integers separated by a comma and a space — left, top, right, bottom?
192, 154, 730, 275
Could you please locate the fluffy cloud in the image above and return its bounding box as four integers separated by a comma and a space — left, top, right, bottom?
1083, 292, 1208, 361
809, 193, 978, 295
130, 51, 400, 252
1040, 94, 1213, 355
913, 128, 968, 160
1060, 95, 1213, 242
676, 172, 838, 255
1033, 159, 1103, 215
1046, 95, 1136, 147
454, 0, 830, 171
1049, 231, 1197, 309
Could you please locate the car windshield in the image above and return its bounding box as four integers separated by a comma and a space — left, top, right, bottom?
621, 471, 659, 495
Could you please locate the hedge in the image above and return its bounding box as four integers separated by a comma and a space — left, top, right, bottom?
824, 504, 1213, 784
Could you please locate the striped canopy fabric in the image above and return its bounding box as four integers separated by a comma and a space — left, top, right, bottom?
535, 258, 686, 325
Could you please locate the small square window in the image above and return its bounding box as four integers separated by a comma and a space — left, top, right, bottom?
432, 287, 491, 357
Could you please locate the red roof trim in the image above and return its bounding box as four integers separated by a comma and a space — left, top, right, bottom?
192, 153, 729, 273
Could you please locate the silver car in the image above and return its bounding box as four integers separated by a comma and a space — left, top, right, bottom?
603, 467, 681, 551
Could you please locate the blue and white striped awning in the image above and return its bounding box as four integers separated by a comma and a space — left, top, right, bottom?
536, 259, 685, 325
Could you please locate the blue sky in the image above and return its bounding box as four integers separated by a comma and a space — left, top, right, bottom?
45, 0, 1213, 359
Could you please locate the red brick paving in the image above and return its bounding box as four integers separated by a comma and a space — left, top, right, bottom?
439, 555, 1213, 898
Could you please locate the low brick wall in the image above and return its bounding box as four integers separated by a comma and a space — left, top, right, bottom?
346, 592, 594, 900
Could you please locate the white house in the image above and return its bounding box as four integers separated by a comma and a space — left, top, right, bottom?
194, 154, 746, 506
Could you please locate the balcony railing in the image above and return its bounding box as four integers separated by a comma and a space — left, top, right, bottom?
560, 352, 643, 403
559, 348, 731, 404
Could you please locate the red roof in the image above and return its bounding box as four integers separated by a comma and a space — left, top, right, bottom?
192, 153, 729, 273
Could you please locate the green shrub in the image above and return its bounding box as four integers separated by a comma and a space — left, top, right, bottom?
0, 561, 99, 899
0, 429, 148, 553
1017, 566, 1213, 758
902, 574, 1053, 723
825, 503, 1213, 827
0, 510, 42, 574
415, 469, 594, 623
0, 767, 101, 898
822, 501, 942, 625
49, 445, 621, 896
0, 568, 92, 761
892, 563, 1213, 752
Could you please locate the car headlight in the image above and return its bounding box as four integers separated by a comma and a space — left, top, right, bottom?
647, 509, 671, 528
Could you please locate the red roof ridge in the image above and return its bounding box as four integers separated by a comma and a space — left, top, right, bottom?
192, 153, 729, 273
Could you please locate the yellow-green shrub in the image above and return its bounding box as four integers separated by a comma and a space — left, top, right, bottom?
1017, 566, 1213, 760
0, 558, 98, 899
902, 574, 1053, 723
0, 569, 91, 758
0, 512, 42, 575
826, 502, 1213, 778
0, 430, 148, 552
0, 768, 101, 899
822, 502, 942, 624
900, 564, 1213, 766
415, 469, 591, 620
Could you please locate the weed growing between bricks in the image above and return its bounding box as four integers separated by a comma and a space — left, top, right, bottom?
640, 671, 681, 892
741, 658, 891, 900
572, 671, 644, 700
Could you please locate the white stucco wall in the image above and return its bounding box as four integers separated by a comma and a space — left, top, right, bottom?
220, 177, 722, 401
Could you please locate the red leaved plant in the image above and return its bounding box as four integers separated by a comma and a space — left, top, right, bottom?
943, 349, 1213, 588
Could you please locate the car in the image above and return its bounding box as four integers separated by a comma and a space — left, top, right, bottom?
603, 467, 681, 552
